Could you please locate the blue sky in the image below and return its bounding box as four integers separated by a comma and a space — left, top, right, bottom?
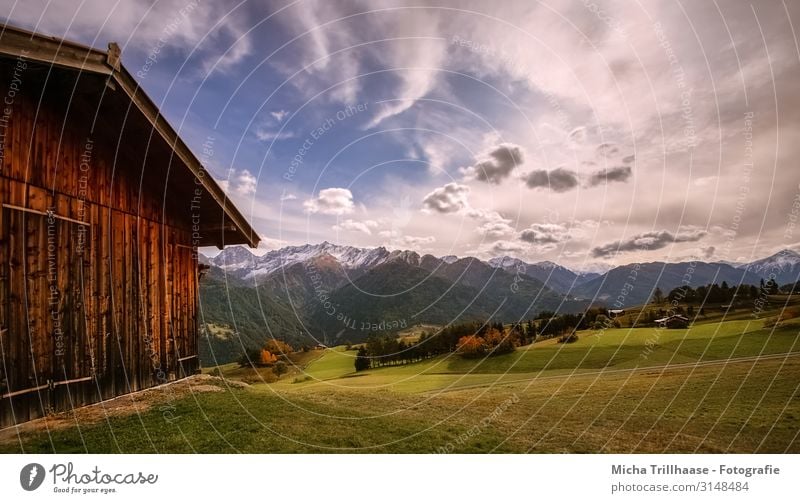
4, 0, 800, 270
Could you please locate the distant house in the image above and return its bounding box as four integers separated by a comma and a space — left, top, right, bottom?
607, 309, 625, 318
0, 26, 259, 427
654, 314, 689, 329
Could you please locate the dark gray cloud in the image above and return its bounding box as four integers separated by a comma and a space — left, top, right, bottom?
622, 155, 635, 164
462, 143, 525, 184
523, 168, 579, 192
591, 229, 707, 258
588, 166, 632, 186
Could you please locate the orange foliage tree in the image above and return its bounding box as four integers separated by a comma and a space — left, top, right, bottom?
484, 328, 517, 354
259, 349, 278, 365
457, 327, 518, 359
457, 335, 486, 358
263, 339, 294, 356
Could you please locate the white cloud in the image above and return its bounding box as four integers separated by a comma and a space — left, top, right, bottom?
254, 129, 296, 142
489, 240, 526, 256
256, 235, 288, 255
270, 110, 289, 122
217, 169, 257, 196
389, 235, 436, 248
304, 188, 356, 215
470, 210, 515, 238
693, 176, 718, 187
362, 15, 445, 129
378, 229, 399, 239
422, 182, 470, 214
333, 219, 379, 235
478, 220, 515, 238
5, 0, 253, 77
234, 169, 257, 196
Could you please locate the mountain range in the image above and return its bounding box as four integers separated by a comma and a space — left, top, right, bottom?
198, 243, 800, 364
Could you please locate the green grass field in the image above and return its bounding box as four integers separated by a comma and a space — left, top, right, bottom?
2, 315, 799, 453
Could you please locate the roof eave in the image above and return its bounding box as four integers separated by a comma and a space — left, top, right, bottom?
0, 25, 261, 249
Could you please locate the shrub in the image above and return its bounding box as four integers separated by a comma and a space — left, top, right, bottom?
763, 309, 800, 328
274, 361, 288, 376
557, 333, 579, 344
238, 348, 262, 367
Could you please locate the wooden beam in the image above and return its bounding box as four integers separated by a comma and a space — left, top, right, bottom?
0, 28, 111, 76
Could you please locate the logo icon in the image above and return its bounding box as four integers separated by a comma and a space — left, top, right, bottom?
20, 463, 45, 491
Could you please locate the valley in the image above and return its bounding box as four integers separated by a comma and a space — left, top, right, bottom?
199, 243, 800, 364
4, 302, 799, 454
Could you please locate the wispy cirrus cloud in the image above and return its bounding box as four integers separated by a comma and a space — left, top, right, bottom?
333, 218, 379, 235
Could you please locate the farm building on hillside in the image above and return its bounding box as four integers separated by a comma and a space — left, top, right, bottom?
654, 314, 690, 329
0, 26, 259, 428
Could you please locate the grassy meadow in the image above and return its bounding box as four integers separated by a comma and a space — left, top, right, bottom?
2, 305, 799, 454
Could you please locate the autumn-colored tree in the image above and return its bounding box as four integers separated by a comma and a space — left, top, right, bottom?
259, 349, 278, 365
457, 335, 486, 358
263, 339, 293, 356
484, 328, 516, 354
483, 328, 501, 345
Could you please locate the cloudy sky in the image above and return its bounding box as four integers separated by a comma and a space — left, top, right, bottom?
4, 0, 799, 271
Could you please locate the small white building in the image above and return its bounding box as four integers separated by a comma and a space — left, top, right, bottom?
654, 314, 689, 329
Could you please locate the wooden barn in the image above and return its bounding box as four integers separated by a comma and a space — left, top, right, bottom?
0, 26, 259, 428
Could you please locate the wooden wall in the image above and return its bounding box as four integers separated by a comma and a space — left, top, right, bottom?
0, 60, 200, 427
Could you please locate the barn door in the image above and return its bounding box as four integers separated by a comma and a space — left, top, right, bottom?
0, 205, 93, 425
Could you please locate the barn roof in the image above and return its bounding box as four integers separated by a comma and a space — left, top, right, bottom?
0, 24, 260, 249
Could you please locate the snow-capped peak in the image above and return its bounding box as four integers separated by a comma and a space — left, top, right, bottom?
441, 255, 459, 264
209, 245, 257, 270
488, 256, 527, 269
739, 249, 800, 272
534, 260, 563, 270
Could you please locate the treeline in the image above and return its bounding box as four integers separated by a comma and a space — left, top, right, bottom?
352, 279, 800, 371
663, 280, 776, 305
355, 320, 539, 371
